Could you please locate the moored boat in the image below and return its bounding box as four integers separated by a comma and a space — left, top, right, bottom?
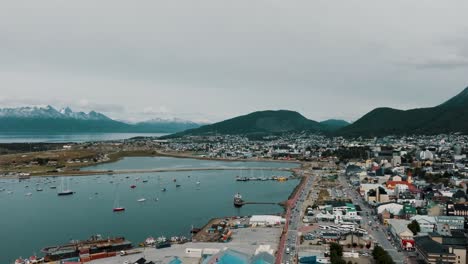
234, 193, 244, 207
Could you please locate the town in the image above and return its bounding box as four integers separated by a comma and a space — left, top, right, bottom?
4, 132, 468, 264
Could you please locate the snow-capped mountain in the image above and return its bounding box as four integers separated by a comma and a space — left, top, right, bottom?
0, 105, 204, 133
0, 105, 111, 120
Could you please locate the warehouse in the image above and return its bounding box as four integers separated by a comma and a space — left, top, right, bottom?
249, 215, 285, 226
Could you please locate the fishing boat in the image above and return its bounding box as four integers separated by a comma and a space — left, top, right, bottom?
234, 193, 244, 207
57, 178, 74, 196
155, 236, 171, 249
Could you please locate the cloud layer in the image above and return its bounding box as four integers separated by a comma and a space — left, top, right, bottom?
1, 0, 467, 122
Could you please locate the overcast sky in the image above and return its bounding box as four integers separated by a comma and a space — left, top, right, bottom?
1, 1, 467, 122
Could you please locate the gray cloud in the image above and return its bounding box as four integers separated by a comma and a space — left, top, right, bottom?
1, 0, 468, 122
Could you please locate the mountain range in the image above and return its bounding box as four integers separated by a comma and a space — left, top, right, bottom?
0, 106, 203, 133
1, 86, 467, 137
339, 86, 468, 136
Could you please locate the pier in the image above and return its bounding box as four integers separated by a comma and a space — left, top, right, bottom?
241, 201, 279, 205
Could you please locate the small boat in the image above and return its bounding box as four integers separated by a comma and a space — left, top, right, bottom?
176, 184, 181, 188
145, 237, 156, 246
161, 188, 167, 192
137, 198, 146, 202
173, 179, 177, 182
154, 198, 159, 201
57, 190, 74, 196
113, 207, 125, 212
196, 181, 201, 185
49, 186, 57, 189
143, 180, 148, 183
25, 192, 32, 196
36, 188, 43, 192
130, 185, 136, 189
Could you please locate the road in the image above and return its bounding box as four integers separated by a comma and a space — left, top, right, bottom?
337, 174, 406, 264
277, 170, 316, 264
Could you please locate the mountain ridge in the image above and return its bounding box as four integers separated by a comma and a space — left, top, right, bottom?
338, 86, 468, 136
165, 110, 348, 138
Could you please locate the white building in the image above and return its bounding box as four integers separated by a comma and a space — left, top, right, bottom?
409, 215, 436, 233
249, 215, 285, 226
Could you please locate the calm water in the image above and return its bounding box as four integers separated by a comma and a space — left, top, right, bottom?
0, 158, 299, 263
0, 133, 167, 143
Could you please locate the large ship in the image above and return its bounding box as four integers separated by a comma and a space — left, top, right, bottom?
234, 193, 244, 207
41, 234, 132, 262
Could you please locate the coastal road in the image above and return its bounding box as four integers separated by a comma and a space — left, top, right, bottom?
278, 171, 316, 264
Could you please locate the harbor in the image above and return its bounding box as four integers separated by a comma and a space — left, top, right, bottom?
0, 157, 301, 263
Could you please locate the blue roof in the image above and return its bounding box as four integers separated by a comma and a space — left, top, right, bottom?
169, 257, 182, 264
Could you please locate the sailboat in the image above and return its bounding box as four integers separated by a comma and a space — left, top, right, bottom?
113, 184, 125, 212
57, 177, 74, 196
137, 198, 146, 202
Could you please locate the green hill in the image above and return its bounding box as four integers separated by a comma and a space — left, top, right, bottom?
167, 110, 341, 137
320, 119, 350, 130
338, 87, 468, 137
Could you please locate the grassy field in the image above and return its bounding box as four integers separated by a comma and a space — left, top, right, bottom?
0, 149, 99, 174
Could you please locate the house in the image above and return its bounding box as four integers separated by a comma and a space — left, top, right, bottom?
414, 233, 467, 264
435, 216, 465, 230
409, 215, 436, 233
386, 219, 415, 251
452, 203, 468, 217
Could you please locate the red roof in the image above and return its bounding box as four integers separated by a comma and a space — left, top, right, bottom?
386, 181, 420, 193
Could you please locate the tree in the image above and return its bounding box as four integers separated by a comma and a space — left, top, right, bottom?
330, 243, 346, 264
372, 246, 395, 264
407, 220, 420, 235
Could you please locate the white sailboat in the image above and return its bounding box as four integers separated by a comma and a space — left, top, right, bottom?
57, 177, 74, 196
113, 184, 125, 212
